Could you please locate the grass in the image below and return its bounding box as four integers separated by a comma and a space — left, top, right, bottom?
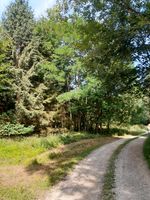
26, 137, 117, 187
101, 137, 137, 200
111, 124, 147, 136
0, 186, 35, 200
0, 132, 97, 166
0, 125, 146, 166
0, 125, 146, 200
0, 133, 117, 200
143, 135, 150, 168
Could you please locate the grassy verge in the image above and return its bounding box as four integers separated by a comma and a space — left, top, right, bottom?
0, 125, 146, 166
101, 137, 137, 200
0, 134, 117, 200
110, 124, 147, 136
0, 132, 98, 166
0, 187, 35, 200
143, 135, 150, 168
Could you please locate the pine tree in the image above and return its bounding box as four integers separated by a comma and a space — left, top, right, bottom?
2, 0, 34, 64
0, 26, 14, 112
2, 0, 48, 130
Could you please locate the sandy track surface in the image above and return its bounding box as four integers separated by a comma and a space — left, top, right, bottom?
115, 136, 150, 200
43, 139, 126, 200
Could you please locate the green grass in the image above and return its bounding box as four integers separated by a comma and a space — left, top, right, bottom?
111, 124, 147, 136
0, 138, 44, 165
0, 136, 117, 200
0, 186, 34, 200
0, 126, 145, 200
101, 137, 137, 200
26, 137, 116, 187
143, 135, 150, 168
0, 132, 97, 166
0, 125, 146, 166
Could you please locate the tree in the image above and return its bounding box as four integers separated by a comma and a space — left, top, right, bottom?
2, 0, 48, 130
2, 0, 34, 65
0, 26, 14, 112
0, 0, 147, 134
64, 0, 150, 67
34, 5, 86, 130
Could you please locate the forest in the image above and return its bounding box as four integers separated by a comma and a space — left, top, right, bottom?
0, 1, 150, 200
0, 0, 149, 137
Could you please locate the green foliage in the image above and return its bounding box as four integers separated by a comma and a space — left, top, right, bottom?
0, 123, 34, 136
68, 0, 150, 66
0, 111, 17, 123
130, 98, 150, 125
0, 27, 14, 112
2, 0, 34, 51
0, 0, 149, 134
2, 0, 46, 129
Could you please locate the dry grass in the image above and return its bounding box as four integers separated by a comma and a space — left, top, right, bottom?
0, 136, 118, 200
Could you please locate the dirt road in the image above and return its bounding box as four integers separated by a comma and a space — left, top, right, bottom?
115, 136, 150, 200
43, 135, 150, 200
44, 139, 126, 200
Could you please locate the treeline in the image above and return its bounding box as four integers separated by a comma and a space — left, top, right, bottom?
0, 0, 149, 135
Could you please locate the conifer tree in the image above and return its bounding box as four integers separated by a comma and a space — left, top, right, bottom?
0, 27, 14, 112
2, 0, 34, 65
2, 0, 48, 130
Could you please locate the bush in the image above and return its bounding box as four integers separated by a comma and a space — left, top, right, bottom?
0, 123, 34, 136
0, 111, 17, 123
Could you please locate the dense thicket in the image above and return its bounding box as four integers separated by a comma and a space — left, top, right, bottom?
0, 0, 149, 135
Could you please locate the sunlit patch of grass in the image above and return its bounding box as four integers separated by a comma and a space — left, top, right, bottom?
0, 132, 99, 166
27, 137, 117, 188
0, 186, 35, 200
0, 139, 44, 166
0, 134, 118, 200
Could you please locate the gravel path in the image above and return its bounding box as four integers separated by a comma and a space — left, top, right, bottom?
43, 139, 126, 200
115, 136, 150, 200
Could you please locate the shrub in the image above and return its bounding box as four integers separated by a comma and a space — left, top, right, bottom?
0, 111, 17, 123
0, 123, 34, 136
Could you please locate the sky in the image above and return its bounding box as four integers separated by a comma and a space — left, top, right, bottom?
0, 0, 56, 18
